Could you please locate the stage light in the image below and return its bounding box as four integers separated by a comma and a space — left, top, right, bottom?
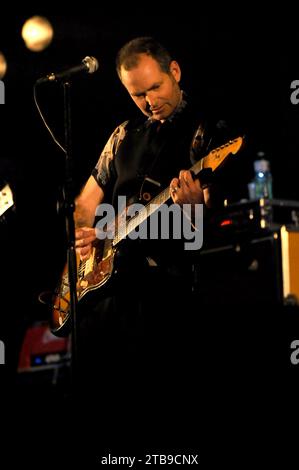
0, 52, 7, 78
21, 16, 54, 52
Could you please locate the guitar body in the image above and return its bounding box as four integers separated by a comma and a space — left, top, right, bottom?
51, 238, 116, 336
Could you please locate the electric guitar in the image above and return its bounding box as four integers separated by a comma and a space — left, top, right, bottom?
51, 136, 243, 336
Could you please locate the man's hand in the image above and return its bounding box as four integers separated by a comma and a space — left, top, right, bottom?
75, 227, 96, 260
170, 170, 205, 205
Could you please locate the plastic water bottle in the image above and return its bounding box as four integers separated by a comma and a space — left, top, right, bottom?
250, 153, 273, 199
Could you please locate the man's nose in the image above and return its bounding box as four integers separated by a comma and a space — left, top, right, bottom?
145, 93, 156, 108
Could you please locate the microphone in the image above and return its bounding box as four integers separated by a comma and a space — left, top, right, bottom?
36, 56, 99, 84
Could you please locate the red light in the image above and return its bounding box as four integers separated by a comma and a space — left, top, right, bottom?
220, 219, 233, 227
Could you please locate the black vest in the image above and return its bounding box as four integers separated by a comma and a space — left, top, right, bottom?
111, 104, 202, 208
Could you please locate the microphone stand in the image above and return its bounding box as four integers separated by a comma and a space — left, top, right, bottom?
61, 80, 79, 389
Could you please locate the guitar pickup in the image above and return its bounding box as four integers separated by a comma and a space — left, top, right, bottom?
144, 177, 161, 187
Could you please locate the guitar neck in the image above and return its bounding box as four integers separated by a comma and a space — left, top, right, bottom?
113, 136, 243, 246
114, 186, 170, 245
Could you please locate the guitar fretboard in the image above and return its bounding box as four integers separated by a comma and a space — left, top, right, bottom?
113, 186, 171, 245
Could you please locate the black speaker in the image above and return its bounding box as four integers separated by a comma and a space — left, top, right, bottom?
193, 229, 283, 306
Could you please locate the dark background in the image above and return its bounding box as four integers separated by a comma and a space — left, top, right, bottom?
1, 10, 299, 464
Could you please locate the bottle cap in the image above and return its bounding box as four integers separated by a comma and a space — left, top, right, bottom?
254, 159, 270, 173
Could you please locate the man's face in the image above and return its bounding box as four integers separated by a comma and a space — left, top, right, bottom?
120, 53, 182, 121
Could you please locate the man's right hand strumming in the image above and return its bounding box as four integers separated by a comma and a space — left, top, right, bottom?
75, 227, 96, 260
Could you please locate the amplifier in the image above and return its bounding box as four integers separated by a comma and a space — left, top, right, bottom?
280, 225, 299, 305
209, 198, 299, 236
18, 321, 70, 371
195, 218, 299, 307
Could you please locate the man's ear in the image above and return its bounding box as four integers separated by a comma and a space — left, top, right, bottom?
170, 60, 181, 82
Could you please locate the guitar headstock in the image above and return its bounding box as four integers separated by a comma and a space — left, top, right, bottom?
215, 136, 243, 155
203, 136, 244, 172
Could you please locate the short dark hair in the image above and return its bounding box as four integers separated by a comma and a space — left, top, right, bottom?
116, 37, 173, 79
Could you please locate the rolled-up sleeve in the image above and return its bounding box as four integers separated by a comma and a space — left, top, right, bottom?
92, 121, 128, 190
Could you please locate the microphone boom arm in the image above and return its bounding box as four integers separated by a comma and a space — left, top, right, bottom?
36, 56, 99, 84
